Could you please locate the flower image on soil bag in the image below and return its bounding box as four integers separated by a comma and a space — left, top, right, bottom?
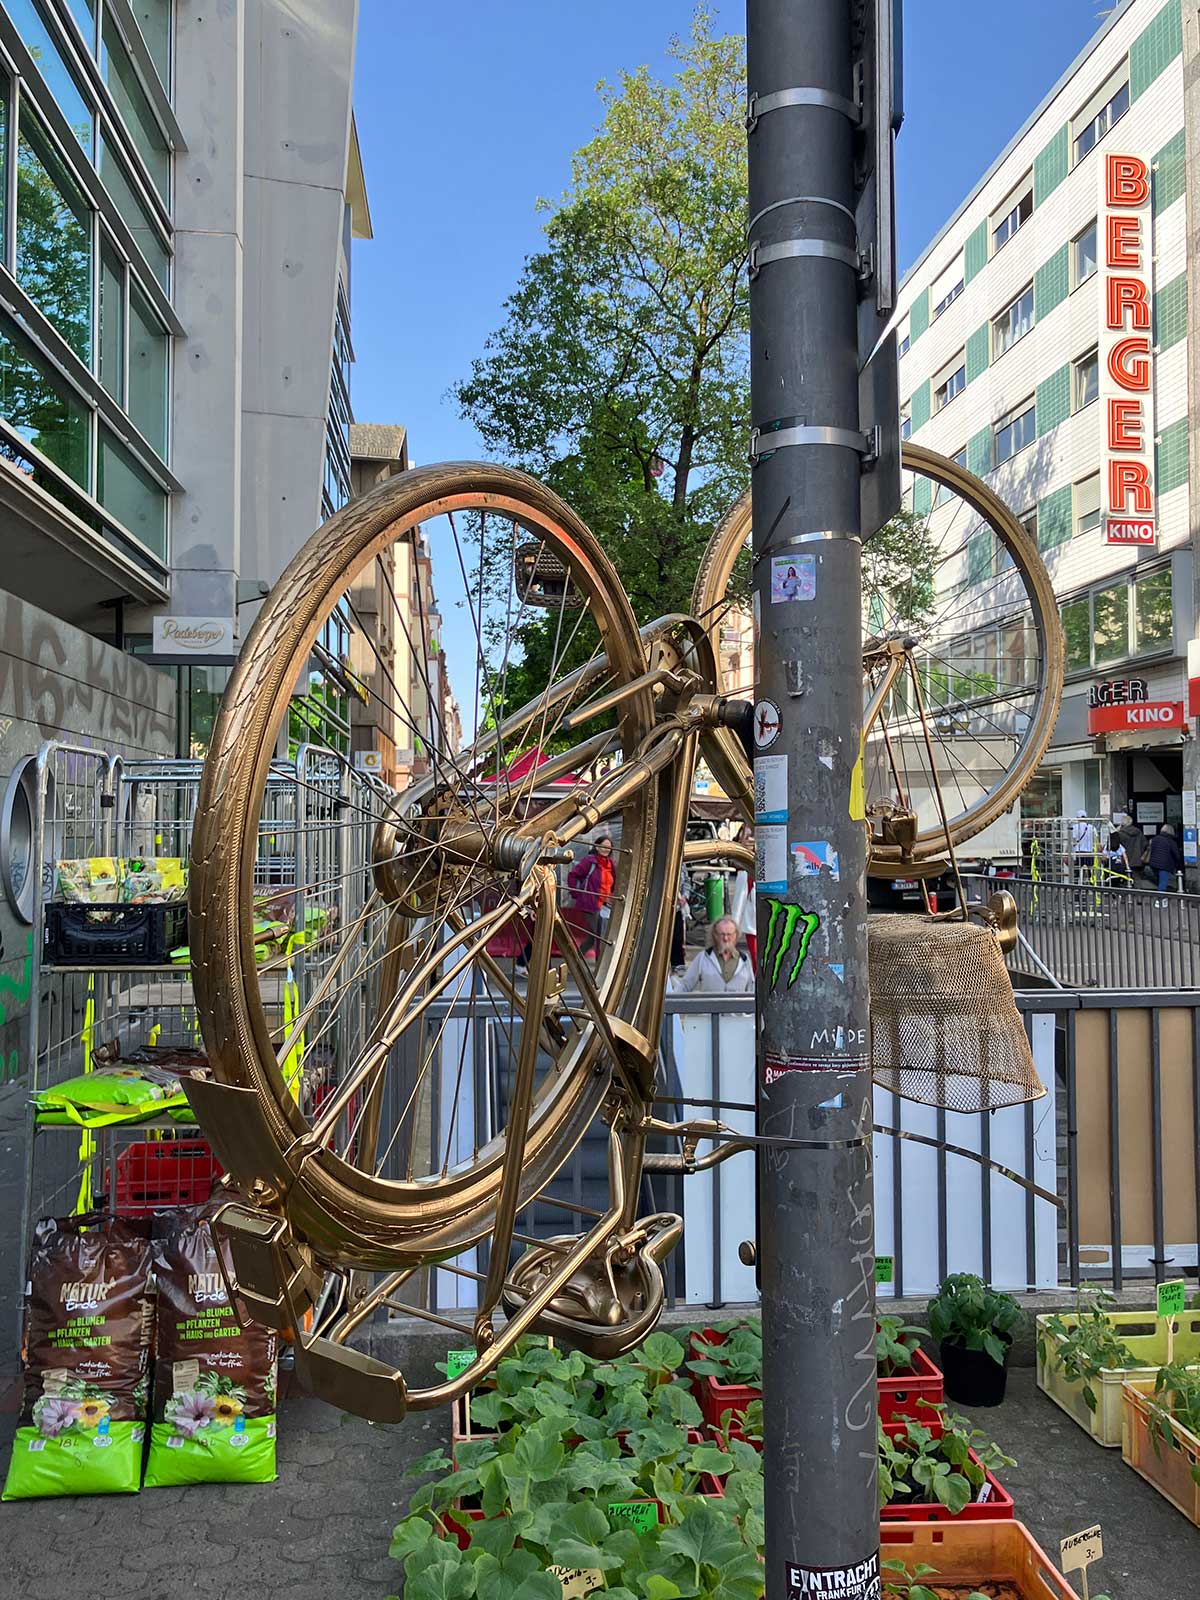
2, 1216, 154, 1500
143, 1207, 278, 1487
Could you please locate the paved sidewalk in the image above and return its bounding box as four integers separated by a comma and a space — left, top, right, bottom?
957, 1368, 1200, 1600
0, 1377, 444, 1600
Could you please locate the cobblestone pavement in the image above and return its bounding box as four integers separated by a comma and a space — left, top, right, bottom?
0, 1379, 445, 1600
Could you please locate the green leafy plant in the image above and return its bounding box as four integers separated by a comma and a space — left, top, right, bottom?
927, 1273, 1021, 1365
877, 1406, 1016, 1517
876, 1316, 926, 1377
686, 1321, 762, 1387
391, 1402, 762, 1600
1037, 1288, 1138, 1412
1146, 1362, 1200, 1485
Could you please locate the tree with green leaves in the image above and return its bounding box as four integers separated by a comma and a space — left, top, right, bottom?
457, 7, 748, 636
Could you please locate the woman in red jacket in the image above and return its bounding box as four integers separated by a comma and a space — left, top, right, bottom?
567, 835, 615, 959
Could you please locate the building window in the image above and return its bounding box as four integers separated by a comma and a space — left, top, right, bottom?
1092, 581, 1129, 666
993, 399, 1035, 467
127, 284, 168, 455
932, 352, 966, 413
0, 318, 91, 486
1061, 597, 1090, 672
101, 11, 170, 199
64, 0, 96, 52
1072, 349, 1098, 413
98, 140, 170, 290
898, 322, 910, 358
98, 238, 124, 402
991, 175, 1033, 254
1072, 221, 1097, 289
7, 0, 95, 157
900, 402, 911, 441
935, 446, 967, 507
1020, 509, 1037, 547
98, 426, 167, 556
1072, 68, 1129, 165
1074, 473, 1100, 537
992, 285, 1033, 359
931, 254, 964, 320
16, 116, 93, 364
933, 278, 963, 320
1134, 567, 1173, 653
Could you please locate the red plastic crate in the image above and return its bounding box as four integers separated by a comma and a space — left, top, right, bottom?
878, 1345, 944, 1425
112, 1139, 222, 1215
689, 1327, 762, 1430
881, 1419, 1013, 1523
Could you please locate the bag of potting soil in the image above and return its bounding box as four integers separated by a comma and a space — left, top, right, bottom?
143, 1207, 278, 1487
2, 1215, 154, 1500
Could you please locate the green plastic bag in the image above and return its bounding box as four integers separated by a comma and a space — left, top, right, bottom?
3, 1217, 153, 1500
143, 1208, 278, 1488
35, 1064, 190, 1129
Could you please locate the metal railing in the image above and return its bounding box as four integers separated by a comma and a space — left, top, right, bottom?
963, 873, 1200, 990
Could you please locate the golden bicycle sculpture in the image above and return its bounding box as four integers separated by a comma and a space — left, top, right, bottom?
183, 444, 1063, 1422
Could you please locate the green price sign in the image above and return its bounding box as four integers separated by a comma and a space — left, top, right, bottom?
875, 1256, 894, 1285
1157, 1281, 1187, 1319
445, 1349, 476, 1379
608, 1501, 658, 1534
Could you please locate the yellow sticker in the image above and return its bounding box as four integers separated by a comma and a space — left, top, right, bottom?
848, 737, 866, 821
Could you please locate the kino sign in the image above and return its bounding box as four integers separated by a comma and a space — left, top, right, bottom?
1099, 152, 1156, 547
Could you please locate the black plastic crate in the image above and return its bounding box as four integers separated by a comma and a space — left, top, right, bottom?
44, 902, 189, 966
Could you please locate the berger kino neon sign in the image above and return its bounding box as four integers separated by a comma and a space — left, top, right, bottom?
1099, 153, 1156, 547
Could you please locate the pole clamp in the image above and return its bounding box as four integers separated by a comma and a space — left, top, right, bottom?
746, 87, 861, 132
748, 236, 871, 284
750, 424, 880, 468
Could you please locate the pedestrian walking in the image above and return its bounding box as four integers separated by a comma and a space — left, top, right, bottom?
1071, 811, 1096, 882
567, 834, 615, 959
1107, 812, 1146, 884
1147, 823, 1182, 894
672, 915, 754, 994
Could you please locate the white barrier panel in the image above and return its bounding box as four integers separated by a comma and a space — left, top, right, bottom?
673, 1009, 1058, 1304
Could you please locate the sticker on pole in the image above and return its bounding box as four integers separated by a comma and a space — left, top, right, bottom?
791, 840, 839, 880
770, 553, 816, 603
753, 698, 782, 750
754, 753, 788, 824
786, 1552, 881, 1598
756, 826, 788, 894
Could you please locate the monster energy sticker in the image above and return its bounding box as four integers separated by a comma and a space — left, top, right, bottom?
762, 897, 820, 987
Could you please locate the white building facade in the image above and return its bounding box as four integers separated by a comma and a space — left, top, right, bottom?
895, 0, 1195, 848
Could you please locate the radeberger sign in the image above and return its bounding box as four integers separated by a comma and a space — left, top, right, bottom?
151, 616, 235, 657
1099, 152, 1156, 547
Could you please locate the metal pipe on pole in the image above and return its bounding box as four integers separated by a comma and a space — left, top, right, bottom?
746, 2, 894, 1594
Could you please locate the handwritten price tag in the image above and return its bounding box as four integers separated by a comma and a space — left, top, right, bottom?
1157, 1281, 1186, 1318
1059, 1525, 1102, 1598
444, 1349, 475, 1379
875, 1256, 894, 1285
607, 1501, 658, 1534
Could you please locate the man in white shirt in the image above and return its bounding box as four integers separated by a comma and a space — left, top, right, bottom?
674, 916, 755, 995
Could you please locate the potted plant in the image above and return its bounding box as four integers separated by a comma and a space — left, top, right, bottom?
1121, 1363, 1200, 1525
687, 1319, 762, 1428
1038, 1287, 1200, 1447
877, 1408, 1015, 1522
927, 1273, 1021, 1407
877, 1315, 944, 1425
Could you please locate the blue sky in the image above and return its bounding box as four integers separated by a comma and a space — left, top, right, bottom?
350, 0, 1112, 715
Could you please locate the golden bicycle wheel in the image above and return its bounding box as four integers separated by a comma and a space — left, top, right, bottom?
691, 443, 1064, 862
189, 463, 670, 1275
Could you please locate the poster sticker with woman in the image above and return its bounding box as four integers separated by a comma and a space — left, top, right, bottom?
770, 554, 816, 603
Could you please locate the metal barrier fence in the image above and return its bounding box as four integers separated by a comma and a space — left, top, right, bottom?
395, 985, 1200, 1311
962, 873, 1200, 990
